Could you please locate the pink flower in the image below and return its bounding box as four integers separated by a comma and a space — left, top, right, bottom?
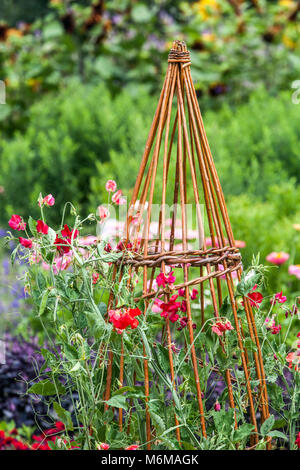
271, 325, 282, 335
112, 190, 126, 205
97, 442, 110, 450
211, 320, 234, 336
98, 205, 110, 220
36, 220, 49, 235
105, 180, 117, 192
8, 215, 26, 231
180, 300, 187, 312
93, 272, 100, 285
273, 291, 287, 304
178, 288, 185, 297
156, 271, 176, 288
265, 316, 282, 335
218, 264, 238, 279
214, 401, 221, 412
52, 256, 72, 274
286, 351, 300, 371
235, 240, 246, 248
125, 445, 139, 450
266, 251, 289, 265
147, 279, 158, 293
191, 288, 198, 300
152, 298, 163, 313
19, 237, 32, 249
295, 432, 300, 449
43, 194, 55, 207
289, 265, 300, 280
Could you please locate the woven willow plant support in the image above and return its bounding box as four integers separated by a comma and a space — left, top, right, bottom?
105, 40, 270, 449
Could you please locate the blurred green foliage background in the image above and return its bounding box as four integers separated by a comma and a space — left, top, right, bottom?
0, 0, 300, 294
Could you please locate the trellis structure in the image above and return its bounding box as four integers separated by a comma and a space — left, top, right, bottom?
104, 40, 270, 449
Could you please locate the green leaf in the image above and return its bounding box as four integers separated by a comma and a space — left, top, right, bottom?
28, 379, 66, 396
38, 290, 49, 316
267, 430, 288, 441
47, 227, 57, 245
53, 402, 74, 431
28, 216, 37, 237
106, 395, 127, 410
260, 415, 275, 437
233, 423, 255, 442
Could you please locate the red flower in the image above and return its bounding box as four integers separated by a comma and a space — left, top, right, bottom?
214, 401, 221, 412
295, 431, 300, 449
180, 300, 187, 312
242, 285, 263, 308
19, 237, 32, 249
274, 291, 287, 304
109, 307, 142, 331
93, 272, 100, 285
55, 421, 65, 432
116, 240, 133, 252
36, 220, 49, 235
98, 442, 110, 450
61, 224, 78, 240
156, 271, 176, 288
104, 243, 112, 253
125, 444, 139, 450
54, 235, 71, 254
191, 288, 198, 300
169, 312, 179, 323
8, 214, 26, 231
212, 320, 234, 336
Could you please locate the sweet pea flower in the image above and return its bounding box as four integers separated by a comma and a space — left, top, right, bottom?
152, 298, 163, 313
242, 284, 263, 308
98, 205, 110, 220
266, 251, 289, 265
214, 401, 221, 412
19, 237, 32, 249
105, 180, 117, 192
109, 307, 142, 332
42, 194, 55, 207
191, 288, 198, 300
36, 220, 49, 235
92, 272, 100, 285
295, 432, 300, 449
286, 351, 300, 371
52, 256, 72, 274
112, 190, 126, 205
156, 270, 176, 288
97, 443, 110, 450
288, 265, 300, 280
273, 291, 287, 304
211, 319, 234, 336
218, 263, 238, 279
265, 316, 282, 335
8, 214, 26, 231
125, 445, 139, 450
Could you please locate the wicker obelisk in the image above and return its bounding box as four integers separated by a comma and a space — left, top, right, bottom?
104, 40, 270, 449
